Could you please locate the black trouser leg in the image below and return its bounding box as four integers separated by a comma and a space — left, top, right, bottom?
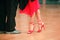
5, 0, 18, 32
0, 12, 6, 31
0, 0, 6, 31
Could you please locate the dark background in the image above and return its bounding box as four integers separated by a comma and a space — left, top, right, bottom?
39, 0, 60, 4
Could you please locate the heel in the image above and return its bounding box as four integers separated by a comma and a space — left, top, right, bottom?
41, 24, 45, 30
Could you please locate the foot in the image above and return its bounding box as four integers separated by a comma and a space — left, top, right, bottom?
37, 20, 45, 32
27, 30, 33, 34
37, 29, 41, 32
28, 22, 34, 34
6, 30, 21, 34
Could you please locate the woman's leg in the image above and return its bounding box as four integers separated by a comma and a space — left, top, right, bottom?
28, 12, 35, 34
35, 9, 45, 32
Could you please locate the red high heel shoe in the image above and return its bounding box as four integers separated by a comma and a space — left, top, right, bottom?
27, 22, 35, 34
37, 21, 45, 32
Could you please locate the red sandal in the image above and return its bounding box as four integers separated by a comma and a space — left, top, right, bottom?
37, 20, 45, 32
27, 22, 35, 34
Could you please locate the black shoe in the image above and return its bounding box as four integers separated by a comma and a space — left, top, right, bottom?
6, 30, 21, 34
0, 31, 5, 34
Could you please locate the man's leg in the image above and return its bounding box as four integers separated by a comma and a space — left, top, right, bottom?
0, 0, 6, 31
5, 0, 20, 34
0, 0, 6, 33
